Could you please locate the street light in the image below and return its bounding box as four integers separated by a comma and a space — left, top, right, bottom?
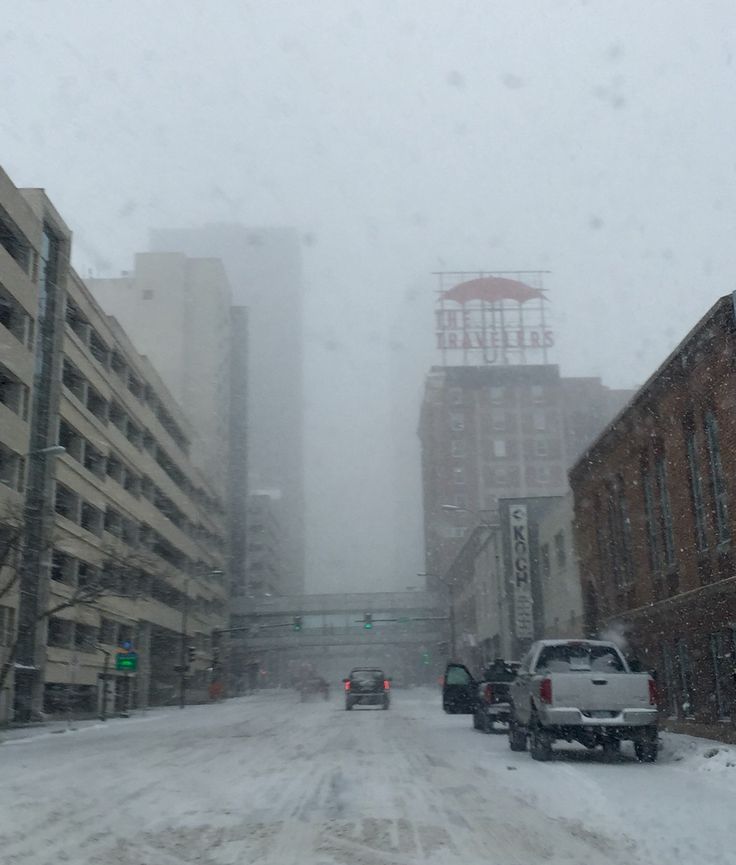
28, 445, 66, 457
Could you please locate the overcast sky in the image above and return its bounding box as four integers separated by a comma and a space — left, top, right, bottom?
3, 1, 736, 592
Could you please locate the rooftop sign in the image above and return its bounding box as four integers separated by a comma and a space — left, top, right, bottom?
435, 272, 553, 365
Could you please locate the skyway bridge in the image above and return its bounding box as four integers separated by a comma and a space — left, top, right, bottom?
227, 591, 449, 689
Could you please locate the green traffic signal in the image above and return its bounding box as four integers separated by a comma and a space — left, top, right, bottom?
293, 616, 303, 631
363, 613, 373, 629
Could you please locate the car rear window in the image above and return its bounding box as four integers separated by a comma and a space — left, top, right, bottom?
351, 670, 383, 686
535, 645, 625, 673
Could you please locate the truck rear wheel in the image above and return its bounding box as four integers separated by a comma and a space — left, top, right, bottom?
530, 724, 553, 761
634, 737, 658, 763
508, 719, 527, 752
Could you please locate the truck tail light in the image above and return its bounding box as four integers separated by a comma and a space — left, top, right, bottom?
344, 680, 351, 692
539, 678, 553, 704
648, 678, 658, 706
383, 680, 390, 690
483, 683, 493, 703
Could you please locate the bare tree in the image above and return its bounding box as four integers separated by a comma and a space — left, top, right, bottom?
0, 506, 156, 699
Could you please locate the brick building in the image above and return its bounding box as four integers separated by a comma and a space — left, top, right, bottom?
570, 294, 736, 732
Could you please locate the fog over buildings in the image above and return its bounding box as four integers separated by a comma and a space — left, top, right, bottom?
3, 1, 736, 593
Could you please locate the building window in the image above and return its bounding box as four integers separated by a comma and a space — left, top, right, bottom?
531, 385, 544, 404
450, 412, 465, 432
710, 632, 733, 721
654, 452, 676, 567
450, 439, 465, 458
676, 640, 695, 718
453, 466, 464, 485
554, 531, 567, 569
533, 410, 546, 431
99, 618, 118, 645
492, 439, 506, 459
534, 439, 549, 458
641, 459, 660, 573
0, 605, 15, 646
80, 502, 103, 536
685, 424, 707, 551
142, 289, 154, 300
74, 623, 98, 653
704, 411, 730, 543
54, 483, 78, 522
540, 543, 551, 583
50, 550, 74, 584
47, 617, 72, 648
449, 387, 463, 406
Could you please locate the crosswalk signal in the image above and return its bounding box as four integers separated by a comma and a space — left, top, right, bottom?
363, 613, 373, 630
293, 616, 303, 632
187, 645, 196, 663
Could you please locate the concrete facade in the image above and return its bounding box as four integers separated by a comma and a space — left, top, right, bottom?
536, 492, 584, 638
148, 225, 305, 595
87, 253, 233, 500
1, 167, 229, 721
570, 295, 736, 733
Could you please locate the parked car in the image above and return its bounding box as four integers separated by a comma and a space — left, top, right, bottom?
508, 639, 659, 762
441, 660, 518, 732
344, 668, 391, 710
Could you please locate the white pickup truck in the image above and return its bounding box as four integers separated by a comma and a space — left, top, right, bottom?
508, 639, 659, 762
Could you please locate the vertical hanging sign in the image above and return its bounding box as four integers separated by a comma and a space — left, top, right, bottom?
509, 504, 534, 639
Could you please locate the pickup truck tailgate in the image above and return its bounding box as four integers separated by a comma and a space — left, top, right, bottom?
548, 672, 651, 712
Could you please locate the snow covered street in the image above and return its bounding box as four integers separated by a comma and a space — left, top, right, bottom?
1, 688, 734, 865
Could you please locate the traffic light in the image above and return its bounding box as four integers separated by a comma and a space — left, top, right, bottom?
421, 651, 431, 665
187, 645, 196, 663
293, 616, 303, 632
363, 613, 373, 630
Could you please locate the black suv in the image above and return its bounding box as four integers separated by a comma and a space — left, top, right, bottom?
344, 668, 391, 710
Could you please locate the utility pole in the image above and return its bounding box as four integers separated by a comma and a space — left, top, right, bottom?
179, 581, 190, 709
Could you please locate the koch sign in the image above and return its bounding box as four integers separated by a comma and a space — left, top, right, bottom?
509, 504, 534, 639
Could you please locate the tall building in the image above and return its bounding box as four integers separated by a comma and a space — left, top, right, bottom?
0, 167, 228, 720
418, 273, 633, 586
148, 225, 305, 595
87, 253, 232, 499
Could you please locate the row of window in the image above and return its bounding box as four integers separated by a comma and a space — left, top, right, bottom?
65, 296, 189, 453
448, 384, 548, 406
450, 409, 555, 432
596, 410, 729, 601
0, 443, 25, 493
58, 420, 223, 549
0, 604, 15, 647
659, 630, 736, 722
53, 482, 222, 581
61, 360, 221, 516
452, 462, 563, 487
450, 437, 559, 460
50, 550, 226, 617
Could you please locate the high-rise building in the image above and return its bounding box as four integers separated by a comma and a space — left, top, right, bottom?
148, 225, 305, 594
87, 253, 232, 499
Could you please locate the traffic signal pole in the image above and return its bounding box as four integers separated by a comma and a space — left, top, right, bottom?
179, 583, 190, 709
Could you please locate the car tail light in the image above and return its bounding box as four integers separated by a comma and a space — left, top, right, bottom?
539, 678, 553, 704
344, 680, 351, 691
483, 683, 493, 703
384, 679, 390, 690
648, 678, 657, 706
